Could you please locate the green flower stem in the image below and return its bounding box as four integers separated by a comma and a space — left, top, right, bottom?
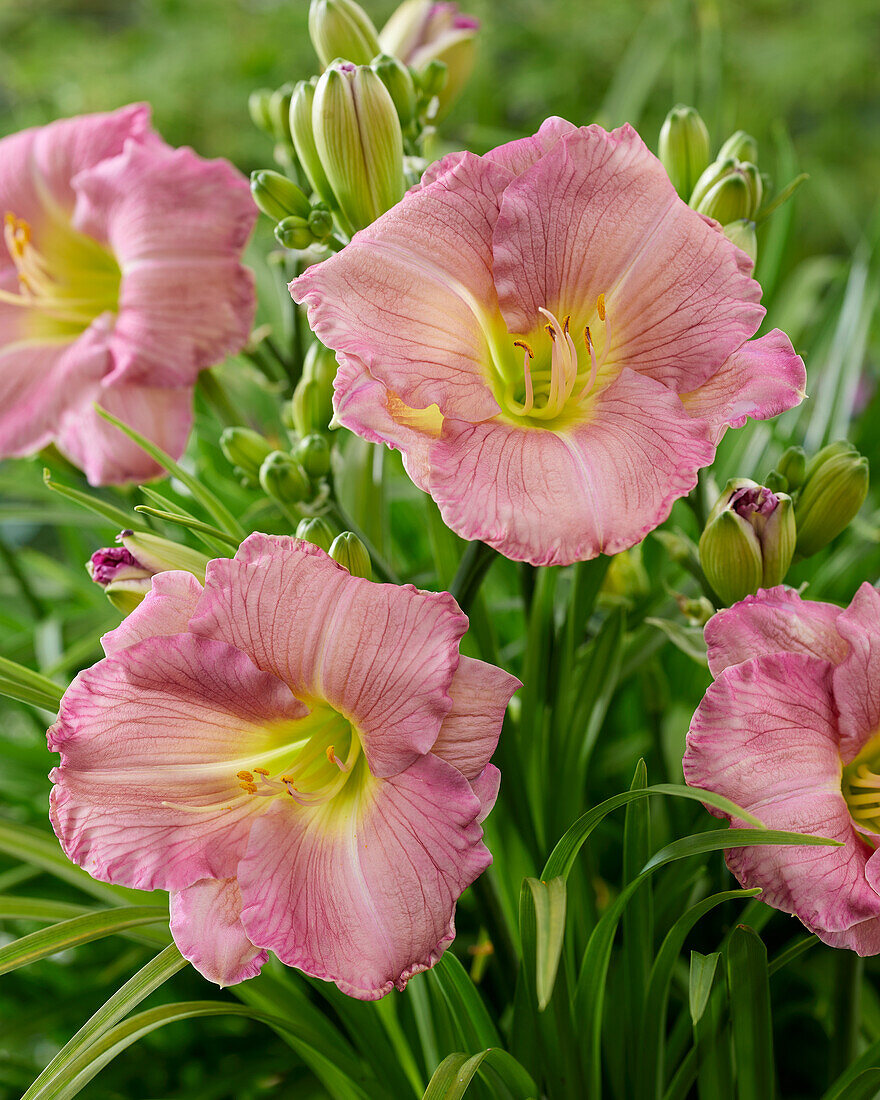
830, 949, 862, 1082
450, 540, 499, 613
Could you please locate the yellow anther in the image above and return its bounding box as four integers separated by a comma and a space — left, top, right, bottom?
280, 775, 296, 784
513, 339, 534, 358
597, 293, 606, 321
252, 767, 270, 776
326, 744, 335, 763
544, 322, 555, 340
562, 314, 571, 335
236, 770, 254, 781
584, 326, 592, 350
239, 782, 258, 794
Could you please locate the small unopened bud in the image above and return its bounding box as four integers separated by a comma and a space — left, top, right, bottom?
658, 105, 711, 200
307, 204, 334, 239
268, 82, 296, 144
763, 470, 788, 493
250, 170, 312, 222
717, 130, 758, 165
777, 446, 807, 492
418, 58, 448, 100
296, 516, 336, 552
691, 159, 762, 223
794, 442, 869, 557
295, 433, 332, 477
88, 531, 210, 613
259, 451, 312, 505
248, 89, 275, 135
371, 53, 417, 126
312, 62, 405, 231
699, 479, 795, 605
329, 531, 372, 579
290, 79, 338, 213
220, 427, 274, 484
275, 216, 317, 251
290, 341, 338, 436
309, 0, 381, 68
723, 219, 757, 263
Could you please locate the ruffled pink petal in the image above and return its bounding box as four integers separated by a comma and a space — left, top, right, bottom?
48, 633, 307, 893
170, 877, 267, 986
820, 916, 880, 956
56, 379, 194, 486
471, 762, 501, 824
491, 125, 764, 392
704, 586, 848, 678
426, 368, 715, 566
431, 655, 520, 779
102, 571, 204, 657
685, 652, 880, 933
237, 753, 490, 999
332, 355, 434, 492
190, 534, 468, 778
482, 116, 578, 176
292, 152, 511, 420
832, 583, 880, 763
681, 329, 806, 441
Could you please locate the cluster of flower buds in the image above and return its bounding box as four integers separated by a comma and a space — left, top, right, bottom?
658, 106, 763, 261
295, 516, 372, 579
88, 531, 210, 613
250, 169, 335, 251
766, 440, 870, 557
699, 479, 796, 605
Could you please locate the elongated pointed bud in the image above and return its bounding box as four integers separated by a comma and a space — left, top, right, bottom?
723, 219, 757, 263
794, 441, 869, 557
329, 531, 372, 579
250, 170, 312, 222
699, 479, 796, 604
658, 105, 711, 199
295, 433, 332, 477
268, 82, 296, 144
88, 531, 210, 613
691, 159, 762, 223
290, 79, 339, 213
717, 130, 758, 165
777, 446, 807, 492
259, 450, 312, 504
371, 53, 417, 126
312, 62, 405, 231
309, 0, 381, 68
220, 427, 275, 484
248, 89, 275, 135
296, 516, 336, 551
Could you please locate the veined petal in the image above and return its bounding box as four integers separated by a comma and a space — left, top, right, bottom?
237, 753, 490, 999
102, 571, 204, 657
685, 652, 880, 933
705, 586, 848, 678
426, 369, 715, 566
190, 534, 468, 778
292, 152, 511, 420
491, 125, 764, 392
482, 116, 578, 176
470, 763, 501, 824
170, 877, 267, 987
49, 633, 307, 893
56, 379, 194, 486
431, 656, 520, 779
832, 583, 880, 763
681, 329, 806, 440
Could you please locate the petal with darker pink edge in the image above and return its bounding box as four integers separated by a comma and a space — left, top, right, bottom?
237, 753, 490, 1000
190, 534, 468, 778
832, 583, 880, 763
48, 633, 307, 893
101, 571, 204, 657
170, 878, 267, 986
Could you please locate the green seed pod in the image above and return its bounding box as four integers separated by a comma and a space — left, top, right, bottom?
250, 170, 312, 222
717, 129, 758, 166
259, 451, 312, 505
295, 433, 332, 478
795, 441, 869, 557
220, 427, 275, 482
309, 0, 381, 68
329, 531, 372, 579
658, 105, 711, 199
296, 516, 336, 552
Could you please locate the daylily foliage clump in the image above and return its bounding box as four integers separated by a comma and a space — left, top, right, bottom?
1, 1, 878, 1098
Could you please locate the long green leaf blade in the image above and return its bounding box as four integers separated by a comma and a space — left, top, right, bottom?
727, 925, 775, 1100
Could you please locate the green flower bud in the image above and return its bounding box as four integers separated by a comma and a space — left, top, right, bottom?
794, 441, 869, 557
275, 215, 317, 251
268, 82, 296, 144
418, 58, 448, 100
371, 53, 417, 127
722, 219, 757, 263
717, 129, 758, 165
220, 427, 275, 483
248, 89, 275, 135
290, 79, 339, 214
763, 470, 788, 493
295, 433, 332, 477
329, 531, 372, 579
308, 204, 334, 239
309, 0, 381, 68
312, 62, 405, 231
292, 378, 331, 436
699, 479, 796, 604
88, 531, 210, 613
259, 450, 312, 505
691, 159, 762, 222
777, 445, 807, 492
658, 105, 711, 199
250, 170, 312, 222
296, 516, 336, 552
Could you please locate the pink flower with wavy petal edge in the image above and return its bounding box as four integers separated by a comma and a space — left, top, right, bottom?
0, 104, 256, 485
684, 583, 880, 955
291, 118, 806, 566
49, 534, 519, 994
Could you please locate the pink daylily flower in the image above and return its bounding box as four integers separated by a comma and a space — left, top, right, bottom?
0, 104, 256, 484
684, 584, 880, 954
49, 534, 519, 995
291, 119, 806, 566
